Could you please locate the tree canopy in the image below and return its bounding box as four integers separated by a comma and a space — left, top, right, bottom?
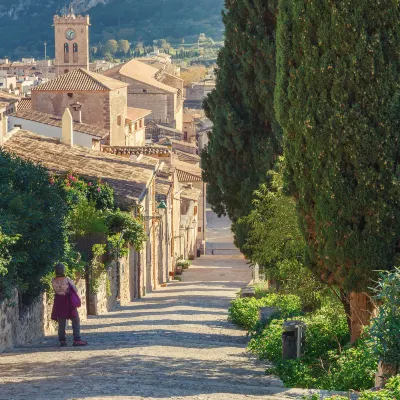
275, 0, 400, 339
201, 0, 281, 229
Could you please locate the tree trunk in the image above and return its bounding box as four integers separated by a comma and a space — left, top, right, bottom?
349, 292, 376, 343
339, 290, 352, 333
375, 361, 399, 388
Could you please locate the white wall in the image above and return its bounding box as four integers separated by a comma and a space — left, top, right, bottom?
8, 116, 96, 148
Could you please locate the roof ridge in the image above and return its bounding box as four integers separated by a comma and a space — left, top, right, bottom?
82, 68, 112, 90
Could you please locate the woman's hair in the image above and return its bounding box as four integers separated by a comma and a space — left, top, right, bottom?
55, 263, 66, 277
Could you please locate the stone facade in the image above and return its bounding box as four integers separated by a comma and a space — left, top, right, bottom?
31, 86, 128, 146
0, 279, 86, 353
109, 87, 128, 146
88, 263, 119, 316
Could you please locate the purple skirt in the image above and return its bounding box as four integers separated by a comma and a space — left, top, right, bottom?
51, 294, 79, 320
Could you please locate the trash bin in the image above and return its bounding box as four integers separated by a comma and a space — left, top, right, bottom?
282, 320, 306, 360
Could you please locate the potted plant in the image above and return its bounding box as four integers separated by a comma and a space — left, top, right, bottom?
370, 267, 400, 387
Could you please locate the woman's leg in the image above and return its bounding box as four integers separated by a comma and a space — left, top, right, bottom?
71, 315, 81, 341
58, 318, 67, 342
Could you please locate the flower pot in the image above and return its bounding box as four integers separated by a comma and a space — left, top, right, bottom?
175, 265, 183, 275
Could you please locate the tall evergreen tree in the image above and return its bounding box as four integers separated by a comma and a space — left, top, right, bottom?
201, 0, 281, 226
275, 0, 400, 340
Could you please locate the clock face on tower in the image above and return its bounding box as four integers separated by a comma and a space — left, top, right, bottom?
65, 29, 76, 40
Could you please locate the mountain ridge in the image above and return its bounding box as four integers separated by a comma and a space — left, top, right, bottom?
0, 0, 224, 59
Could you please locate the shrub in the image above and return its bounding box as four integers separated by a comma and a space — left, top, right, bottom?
106, 209, 147, 257
370, 267, 400, 370
249, 301, 375, 391
53, 173, 114, 211
316, 375, 400, 400
68, 198, 108, 239
323, 336, 377, 391
228, 293, 302, 331
0, 151, 68, 303
248, 319, 284, 361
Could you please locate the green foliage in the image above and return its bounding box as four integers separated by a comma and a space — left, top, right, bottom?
0, 228, 19, 277
240, 160, 328, 310
88, 244, 107, 295
248, 301, 376, 391
106, 209, 147, 257
228, 293, 302, 331
316, 375, 400, 400
54, 173, 114, 211
0, 150, 68, 303
275, 0, 400, 297
370, 267, 400, 368
68, 199, 108, 239
201, 0, 281, 225
176, 260, 191, 267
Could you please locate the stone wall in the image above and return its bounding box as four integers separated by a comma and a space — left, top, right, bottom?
0, 278, 87, 353
31, 90, 109, 130
109, 87, 128, 146
88, 263, 119, 316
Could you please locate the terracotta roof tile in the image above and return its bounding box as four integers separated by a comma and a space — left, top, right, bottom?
156, 177, 171, 201
180, 184, 202, 201
0, 91, 19, 105
32, 68, 128, 92
10, 110, 109, 139
126, 107, 152, 121
101, 145, 171, 157
174, 150, 200, 164
176, 170, 202, 182
17, 98, 32, 111
102, 59, 177, 94
3, 130, 155, 205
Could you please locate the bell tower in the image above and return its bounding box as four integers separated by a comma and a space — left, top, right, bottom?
53, 6, 90, 75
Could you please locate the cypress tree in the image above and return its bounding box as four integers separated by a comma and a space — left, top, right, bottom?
275, 0, 400, 340
201, 0, 281, 225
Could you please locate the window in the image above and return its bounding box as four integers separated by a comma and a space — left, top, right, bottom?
117, 115, 122, 126
194, 206, 198, 216
198, 227, 202, 233
64, 43, 69, 63
142, 89, 148, 93
134, 122, 138, 131
73, 43, 78, 63
139, 119, 143, 128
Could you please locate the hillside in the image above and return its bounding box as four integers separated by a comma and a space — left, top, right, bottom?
0, 0, 224, 60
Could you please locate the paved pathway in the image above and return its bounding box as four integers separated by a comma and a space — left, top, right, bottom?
0, 253, 310, 400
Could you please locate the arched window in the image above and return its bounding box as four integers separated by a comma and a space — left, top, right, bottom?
64, 43, 69, 63
73, 43, 78, 63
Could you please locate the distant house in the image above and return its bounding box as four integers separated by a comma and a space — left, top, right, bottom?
102, 59, 184, 131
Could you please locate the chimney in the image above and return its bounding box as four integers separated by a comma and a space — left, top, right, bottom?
62, 108, 74, 147
70, 102, 82, 123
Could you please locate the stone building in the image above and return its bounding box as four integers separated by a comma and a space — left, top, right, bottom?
172, 159, 206, 254
0, 92, 19, 144
102, 59, 184, 131
182, 113, 196, 141
125, 107, 151, 146
53, 7, 90, 74
11, 68, 129, 146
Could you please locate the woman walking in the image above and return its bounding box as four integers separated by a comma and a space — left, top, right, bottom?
51, 263, 87, 347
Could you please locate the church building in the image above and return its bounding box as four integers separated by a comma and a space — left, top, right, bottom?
53, 7, 90, 75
